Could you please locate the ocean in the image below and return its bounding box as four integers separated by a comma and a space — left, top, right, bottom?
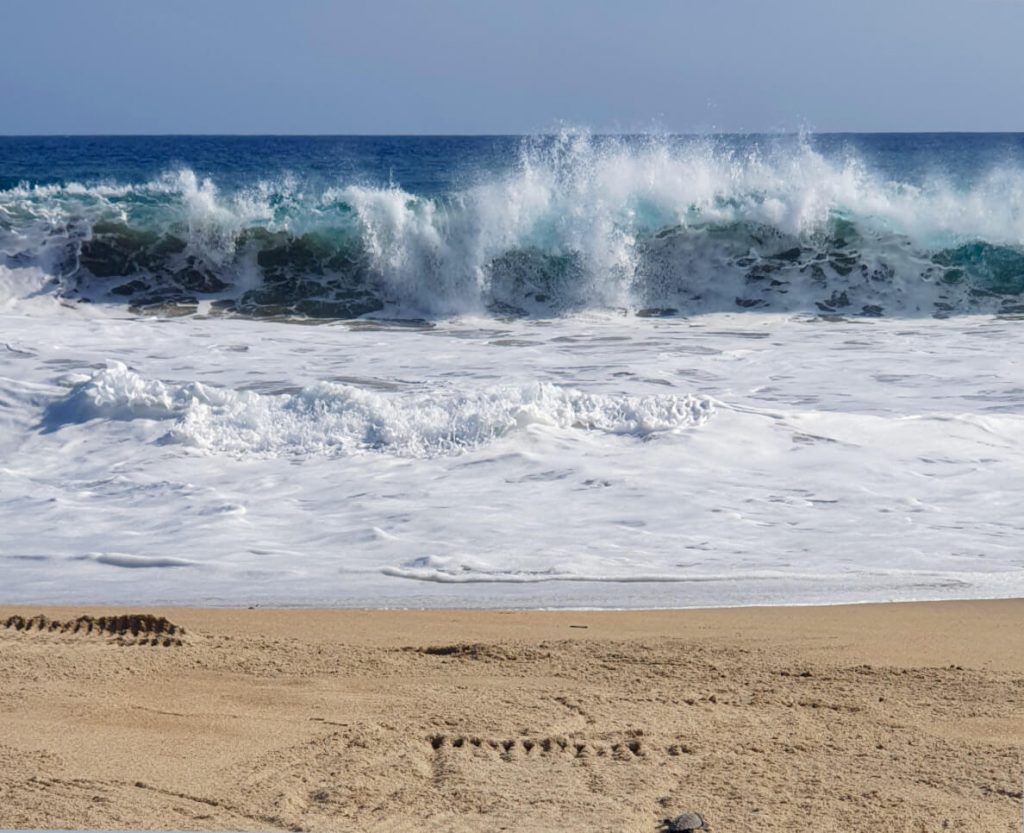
1, 131, 1022, 607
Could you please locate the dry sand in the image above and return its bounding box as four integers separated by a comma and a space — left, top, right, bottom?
0, 600, 1020, 832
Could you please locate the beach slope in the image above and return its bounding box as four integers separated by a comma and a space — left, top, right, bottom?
0, 600, 1020, 832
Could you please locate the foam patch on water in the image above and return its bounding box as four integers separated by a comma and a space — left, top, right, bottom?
381, 555, 808, 584
44, 362, 715, 458
84, 553, 200, 569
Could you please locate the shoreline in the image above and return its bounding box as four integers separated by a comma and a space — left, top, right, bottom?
6, 591, 1022, 608
1, 599, 1021, 832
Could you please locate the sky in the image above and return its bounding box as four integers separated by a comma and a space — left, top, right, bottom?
1, 0, 1022, 135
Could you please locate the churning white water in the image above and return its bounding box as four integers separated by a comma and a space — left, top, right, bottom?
2, 132, 1023, 607
1, 274, 1022, 607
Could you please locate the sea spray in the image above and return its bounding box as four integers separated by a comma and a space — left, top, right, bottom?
4, 131, 1024, 317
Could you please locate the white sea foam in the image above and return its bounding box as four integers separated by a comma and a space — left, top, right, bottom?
46, 361, 714, 457
2, 307, 1022, 608
380, 554, 824, 585
85, 553, 200, 569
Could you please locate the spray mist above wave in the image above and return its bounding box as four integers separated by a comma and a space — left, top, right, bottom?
4, 131, 1024, 318
44, 362, 715, 458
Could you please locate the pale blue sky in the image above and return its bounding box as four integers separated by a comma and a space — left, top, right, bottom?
1, 0, 1021, 134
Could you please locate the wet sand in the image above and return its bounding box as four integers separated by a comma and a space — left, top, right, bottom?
0, 600, 1021, 832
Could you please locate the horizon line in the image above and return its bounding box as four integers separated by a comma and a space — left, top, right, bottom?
3, 130, 1024, 139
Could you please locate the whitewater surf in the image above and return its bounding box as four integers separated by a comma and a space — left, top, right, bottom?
1, 132, 1022, 607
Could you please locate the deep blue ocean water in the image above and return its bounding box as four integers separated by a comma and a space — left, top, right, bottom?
4, 133, 1024, 192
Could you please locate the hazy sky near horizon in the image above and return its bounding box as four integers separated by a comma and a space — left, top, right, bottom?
2, 0, 1021, 134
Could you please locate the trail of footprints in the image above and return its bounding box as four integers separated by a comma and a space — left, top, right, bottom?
429, 734, 694, 761
3, 614, 185, 646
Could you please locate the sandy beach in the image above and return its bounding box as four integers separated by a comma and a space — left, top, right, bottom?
0, 600, 1020, 832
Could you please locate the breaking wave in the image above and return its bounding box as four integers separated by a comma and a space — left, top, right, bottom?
43, 361, 715, 457
5, 132, 1024, 318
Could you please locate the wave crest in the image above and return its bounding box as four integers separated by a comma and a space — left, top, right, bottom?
6, 132, 1024, 317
